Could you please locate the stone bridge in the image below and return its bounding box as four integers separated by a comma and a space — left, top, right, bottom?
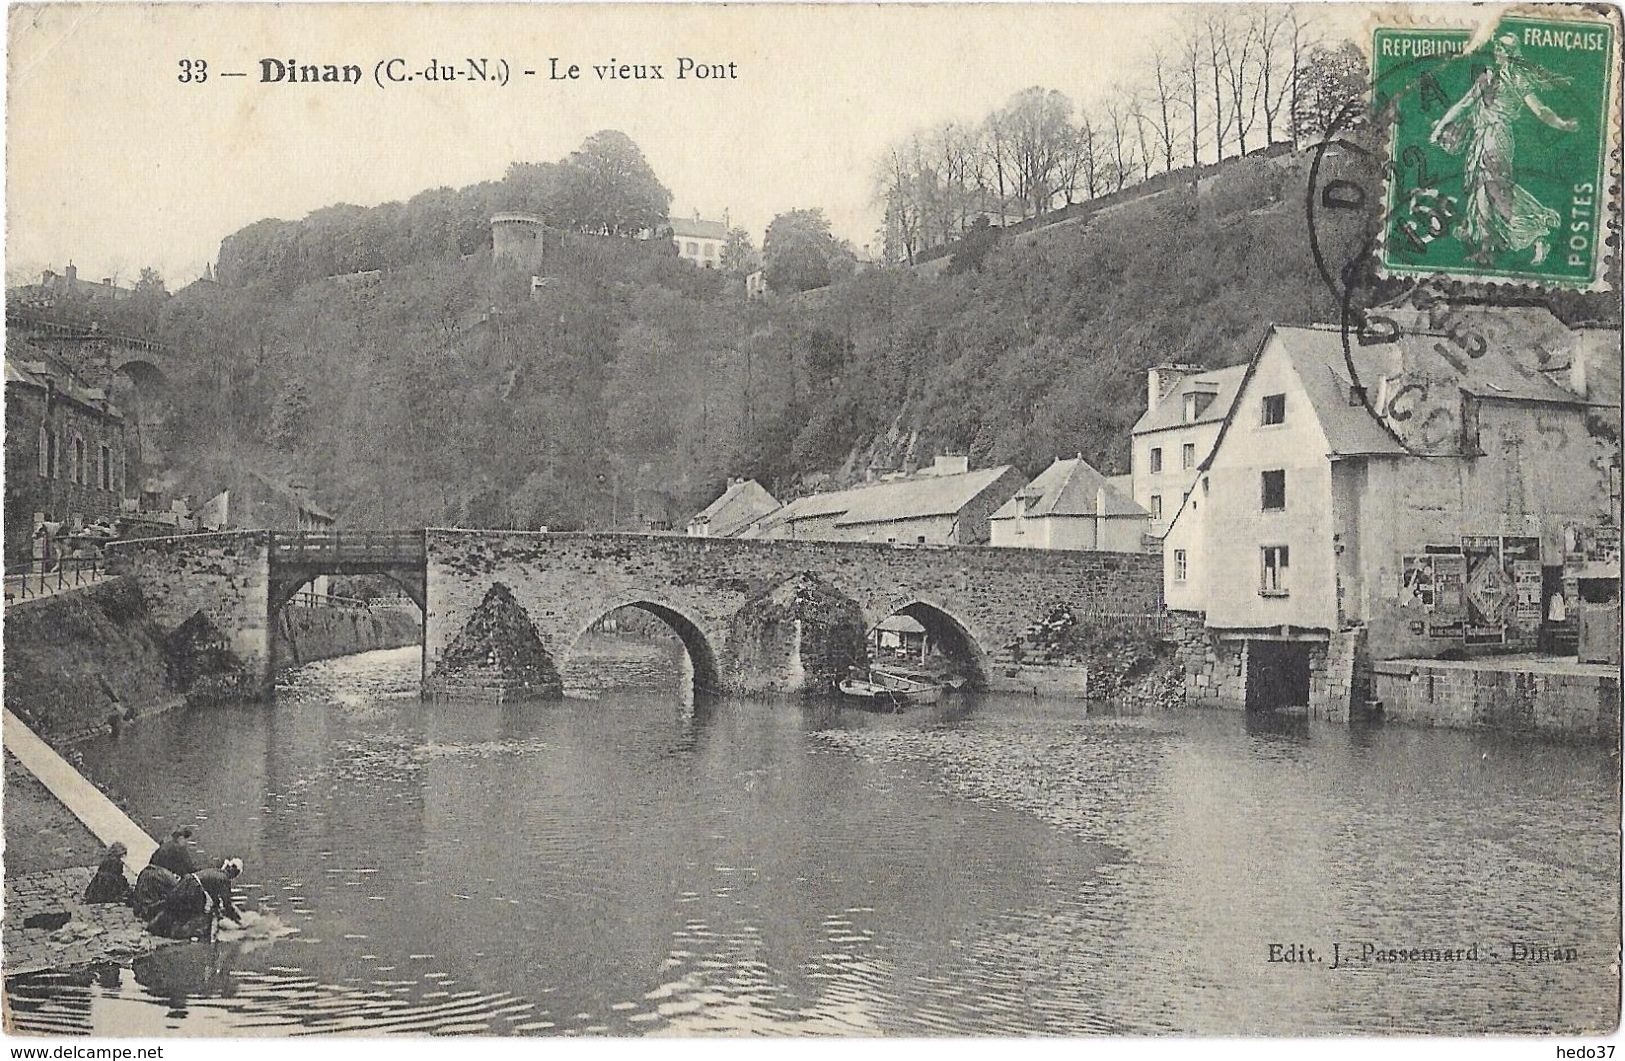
108, 529, 1164, 699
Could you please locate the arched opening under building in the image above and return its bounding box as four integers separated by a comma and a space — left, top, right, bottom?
108, 359, 171, 477
561, 602, 720, 701
865, 601, 988, 690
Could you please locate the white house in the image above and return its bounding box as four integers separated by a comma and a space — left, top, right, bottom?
671, 213, 727, 268
1131, 363, 1247, 536
988, 456, 1147, 551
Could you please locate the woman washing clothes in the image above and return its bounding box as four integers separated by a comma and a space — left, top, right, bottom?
147, 858, 246, 941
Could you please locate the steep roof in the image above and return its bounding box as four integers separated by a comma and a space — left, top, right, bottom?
1201, 323, 1594, 469
670, 216, 727, 240
1133, 363, 1249, 434
688, 479, 779, 537
990, 457, 1146, 520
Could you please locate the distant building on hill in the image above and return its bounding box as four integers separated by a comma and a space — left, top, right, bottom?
670, 212, 727, 268
490, 213, 546, 271
988, 456, 1148, 551
10, 263, 132, 309
743, 455, 1022, 546
687, 479, 779, 538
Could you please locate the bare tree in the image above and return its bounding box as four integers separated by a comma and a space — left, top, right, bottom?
1177, 26, 1206, 168
1103, 93, 1137, 192
874, 136, 922, 264
1203, 11, 1232, 160
1143, 50, 1183, 174
1254, 7, 1314, 146
1222, 13, 1262, 156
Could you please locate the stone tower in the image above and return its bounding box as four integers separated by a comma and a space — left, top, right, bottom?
490, 213, 546, 271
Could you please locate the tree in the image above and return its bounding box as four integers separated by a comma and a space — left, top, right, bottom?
549, 130, 672, 237
720, 227, 760, 277
1292, 41, 1367, 142
948, 215, 999, 274
763, 209, 837, 294
998, 87, 1076, 218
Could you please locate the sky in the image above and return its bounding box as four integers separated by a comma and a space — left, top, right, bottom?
6, 2, 1365, 287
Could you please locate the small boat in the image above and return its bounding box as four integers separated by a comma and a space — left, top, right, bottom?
839, 668, 943, 707
872, 664, 966, 692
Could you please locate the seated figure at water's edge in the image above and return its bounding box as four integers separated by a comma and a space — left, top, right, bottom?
83, 842, 132, 904
149, 827, 202, 876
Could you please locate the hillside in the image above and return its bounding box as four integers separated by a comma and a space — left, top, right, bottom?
146, 142, 1613, 531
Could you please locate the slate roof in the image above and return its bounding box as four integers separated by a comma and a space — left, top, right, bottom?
756, 465, 1018, 531
5, 339, 124, 418
688, 479, 779, 538
1202, 323, 1596, 468
990, 457, 1145, 520
670, 217, 727, 241
1133, 363, 1248, 435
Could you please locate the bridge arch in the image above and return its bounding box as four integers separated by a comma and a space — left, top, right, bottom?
865, 596, 991, 689
562, 597, 723, 697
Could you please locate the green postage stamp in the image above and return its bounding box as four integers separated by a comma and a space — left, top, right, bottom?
1373, 11, 1619, 289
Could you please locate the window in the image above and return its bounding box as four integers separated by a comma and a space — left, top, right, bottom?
685, 241, 698, 255
99, 444, 112, 491
1150, 494, 1163, 520
47, 431, 59, 479
37, 426, 49, 477
1261, 393, 1286, 425
72, 436, 86, 485
1261, 545, 1289, 595
1150, 447, 1163, 474
1261, 469, 1286, 511
1173, 549, 1188, 582
1182, 442, 1196, 470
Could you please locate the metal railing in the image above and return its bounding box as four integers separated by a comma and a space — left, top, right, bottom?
285, 590, 374, 612
269, 530, 426, 564
4, 557, 109, 603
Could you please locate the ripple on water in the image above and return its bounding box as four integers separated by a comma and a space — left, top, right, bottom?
27, 648, 1620, 1037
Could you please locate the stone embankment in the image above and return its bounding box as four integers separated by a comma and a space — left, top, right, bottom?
5, 576, 422, 741
274, 602, 420, 670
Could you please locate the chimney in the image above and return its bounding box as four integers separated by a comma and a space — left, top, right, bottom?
931, 453, 970, 477
65, 262, 78, 285
1571, 335, 1591, 399
1146, 363, 1198, 413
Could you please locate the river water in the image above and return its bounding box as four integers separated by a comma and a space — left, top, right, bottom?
6, 644, 1619, 1036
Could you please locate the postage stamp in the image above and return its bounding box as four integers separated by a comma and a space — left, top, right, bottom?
1373, 11, 1619, 289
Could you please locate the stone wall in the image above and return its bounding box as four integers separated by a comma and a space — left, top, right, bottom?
1372, 658, 1621, 741
2, 578, 179, 740
273, 604, 421, 671
106, 531, 273, 696
423, 531, 1163, 698
1177, 614, 1248, 710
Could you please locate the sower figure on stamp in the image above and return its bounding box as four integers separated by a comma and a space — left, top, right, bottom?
1430, 33, 1577, 267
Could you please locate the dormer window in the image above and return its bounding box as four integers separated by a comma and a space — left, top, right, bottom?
1184, 390, 1216, 422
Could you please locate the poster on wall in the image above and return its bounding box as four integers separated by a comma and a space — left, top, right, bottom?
1429, 553, 1467, 638
1461, 535, 1507, 646
1399, 555, 1435, 610
1502, 536, 1542, 651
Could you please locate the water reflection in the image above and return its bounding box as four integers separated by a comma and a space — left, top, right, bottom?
7, 645, 1618, 1036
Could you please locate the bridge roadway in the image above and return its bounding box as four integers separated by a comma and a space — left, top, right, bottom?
107, 529, 1164, 699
